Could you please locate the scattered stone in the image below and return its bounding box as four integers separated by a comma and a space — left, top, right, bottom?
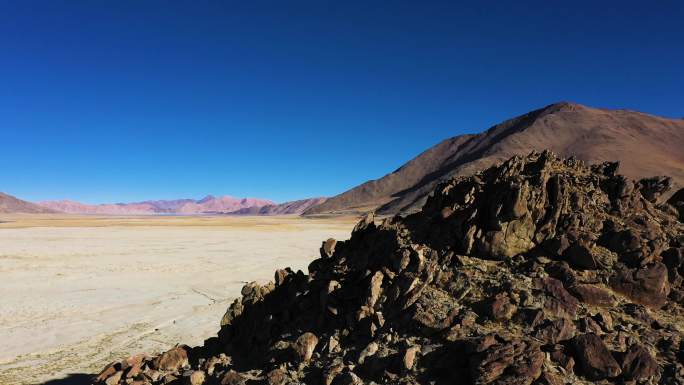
610, 263, 670, 309
293, 332, 318, 362
154, 346, 189, 372
571, 333, 622, 380
401, 345, 420, 371
620, 344, 658, 381
219, 370, 246, 385
321, 238, 337, 258
264, 368, 286, 385
187, 370, 205, 385
104, 371, 123, 385
568, 284, 617, 307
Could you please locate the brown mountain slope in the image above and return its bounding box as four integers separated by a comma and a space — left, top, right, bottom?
305, 102, 684, 215
228, 197, 328, 215
0, 192, 58, 213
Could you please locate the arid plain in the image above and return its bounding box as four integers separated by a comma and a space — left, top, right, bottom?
0, 214, 357, 385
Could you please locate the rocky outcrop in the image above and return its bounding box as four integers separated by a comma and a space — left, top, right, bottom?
94, 151, 684, 385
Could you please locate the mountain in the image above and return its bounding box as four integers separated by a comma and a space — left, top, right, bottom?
38, 196, 274, 215
93, 152, 684, 385
305, 102, 684, 215
0, 192, 57, 213
173, 196, 275, 214
228, 197, 328, 215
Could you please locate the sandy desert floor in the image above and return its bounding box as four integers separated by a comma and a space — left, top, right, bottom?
0, 214, 357, 385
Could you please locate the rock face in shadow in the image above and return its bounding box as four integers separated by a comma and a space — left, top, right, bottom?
94, 151, 684, 385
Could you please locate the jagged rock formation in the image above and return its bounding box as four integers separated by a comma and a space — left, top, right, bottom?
94, 151, 684, 385
305, 102, 684, 216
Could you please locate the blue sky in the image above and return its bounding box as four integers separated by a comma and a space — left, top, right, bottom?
1, 1, 682, 203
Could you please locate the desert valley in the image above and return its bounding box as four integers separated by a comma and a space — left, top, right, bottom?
1, 103, 684, 385
2, 4, 684, 385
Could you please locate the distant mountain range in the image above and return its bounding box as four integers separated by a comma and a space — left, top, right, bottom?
228, 197, 328, 215
37, 195, 273, 215
0, 192, 58, 214
305, 102, 684, 215
1, 193, 327, 216
3, 102, 682, 217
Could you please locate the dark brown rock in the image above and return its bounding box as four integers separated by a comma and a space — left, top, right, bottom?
469, 340, 543, 385
534, 372, 564, 385
620, 344, 658, 381
610, 263, 670, 308
549, 345, 575, 372
534, 318, 576, 344
571, 333, 622, 380
568, 284, 617, 307
534, 277, 579, 319
483, 293, 518, 321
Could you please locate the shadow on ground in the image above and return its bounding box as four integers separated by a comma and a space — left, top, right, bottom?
39, 373, 93, 385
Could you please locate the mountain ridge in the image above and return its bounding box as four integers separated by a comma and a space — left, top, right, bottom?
38, 196, 275, 215
0, 192, 58, 214
305, 102, 684, 215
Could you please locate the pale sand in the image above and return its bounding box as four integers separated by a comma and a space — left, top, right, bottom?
0, 214, 357, 385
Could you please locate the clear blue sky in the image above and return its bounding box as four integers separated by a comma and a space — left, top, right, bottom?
1, 1, 682, 203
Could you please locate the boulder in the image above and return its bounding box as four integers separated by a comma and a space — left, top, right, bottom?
293, 332, 318, 362
568, 284, 617, 307
571, 333, 621, 380
154, 346, 189, 372
610, 263, 670, 308
620, 344, 658, 381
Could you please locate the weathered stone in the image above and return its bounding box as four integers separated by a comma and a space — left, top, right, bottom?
401, 345, 420, 371
568, 284, 617, 307
620, 344, 658, 381
366, 271, 384, 309
534, 318, 575, 344
104, 370, 123, 385
610, 262, 670, 308
220, 370, 246, 385
95, 362, 121, 383
571, 333, 621, 380
358, 341, 379, 364
321, 238, 337, 258
154, 346, 189, 372
534, 277, 579, 319
187, 370, 206, 385
323, 363, 345, 385
469, 340, 543, 385
331, 371, 363, 385
483, 293, 517, 321
535, 372, 564, 385
549, 345, 575, 372
264, 368, 286, 385
293, 332, 318, 362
